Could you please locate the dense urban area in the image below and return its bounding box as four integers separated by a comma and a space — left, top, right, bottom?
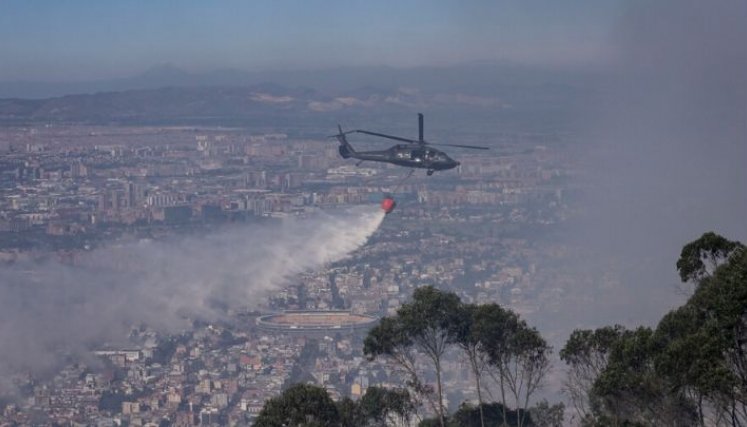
0, 122, 584, 425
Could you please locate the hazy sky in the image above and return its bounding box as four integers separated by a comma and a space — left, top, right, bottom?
0, 0, 622, 80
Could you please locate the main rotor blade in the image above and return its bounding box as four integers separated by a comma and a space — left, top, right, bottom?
418, 113, 424, 142
508, 148, 534, 155
327, 130, 357, 138
347, 128, 510, 152
426, 142, 490, 150
493, 148, 535, 157
353, 130, 418, 143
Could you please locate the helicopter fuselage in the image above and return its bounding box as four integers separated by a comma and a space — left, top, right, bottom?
339, 143, 459, 172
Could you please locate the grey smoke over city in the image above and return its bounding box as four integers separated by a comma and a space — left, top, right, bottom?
560, 0, 747, 328
0, 207, 384, 390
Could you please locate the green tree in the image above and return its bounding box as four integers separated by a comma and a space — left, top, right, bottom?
365, 288, 556, 426
475, 304, 550, 427
528, 400, 565, 427
363, 316, 427, 406
445, 402, 526, 427
656, 234, 747, 425
451, 303, 490, 427
364, 286, 461, 426
257, 384, 414, 427
502, 324, 552, 427
591, 327, 697, 426
470, 303, 519, 425
356, 386, 416, 426
254, 384, 339, 427
337, 397, 363, 427
559, 325, 625, 424
419, 401, 563, 427
676, 231, 743, 283
562, 233, 747, 426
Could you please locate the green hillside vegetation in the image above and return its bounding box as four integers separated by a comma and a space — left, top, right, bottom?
256, 232, 745, 427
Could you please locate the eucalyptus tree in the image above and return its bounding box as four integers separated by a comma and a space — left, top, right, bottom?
656, 233, 747, 425
467, 303, 518, 425
471, 303, 551, 427
256, 383, 415, 427
364, 316, 429, 410
451, 303, 489, 427
356, 386, 415, 426
580, 233, 747, 426
676, 231, 744, 284
592, 326, 699, 426
560, 325, 626, 424
501, 323, 552, 427
254, 383, 339, 427
364, 286, 462, 426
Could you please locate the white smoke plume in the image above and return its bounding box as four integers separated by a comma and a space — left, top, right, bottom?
0, 206, 384, 388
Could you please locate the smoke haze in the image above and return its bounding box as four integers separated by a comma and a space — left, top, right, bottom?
564, 0, 747, 327
0, 207, 384, 389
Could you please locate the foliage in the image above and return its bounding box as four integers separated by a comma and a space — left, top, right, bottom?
356, 386, 415, 426
365, 286, 554, 427
254, 383, 339, 427
364, 316, 411, 360
257, 232, 746, 427
591, 327, 698, 425
418, 418, 446, 427
451, 303, 491, 427
474, 304, 550, 427
364, 286, 462, 426
419, 401, 563, 427
446, 402, 527, 427
337, 397, 361, 427
657, 236, 747, 424
559, 325, 625, 423
676, 231, 743, 283
256, 384, 415, 427
563, 232, 746, 426
528, 400, 565, 427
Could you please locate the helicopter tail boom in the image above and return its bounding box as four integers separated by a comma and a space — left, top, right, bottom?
333, 124, 356, 158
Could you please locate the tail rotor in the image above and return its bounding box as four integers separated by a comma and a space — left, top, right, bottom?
328, 124, 356, 158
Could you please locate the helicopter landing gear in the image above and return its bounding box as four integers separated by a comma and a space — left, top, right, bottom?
427, 169, 434, 176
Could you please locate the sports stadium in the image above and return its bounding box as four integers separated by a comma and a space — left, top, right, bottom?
256, 310, 379, 336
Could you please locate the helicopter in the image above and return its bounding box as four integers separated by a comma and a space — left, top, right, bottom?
330, 113, 489, 176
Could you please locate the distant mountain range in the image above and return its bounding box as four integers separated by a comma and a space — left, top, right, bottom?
0, 63, 596, 128
0, 62, 594, 99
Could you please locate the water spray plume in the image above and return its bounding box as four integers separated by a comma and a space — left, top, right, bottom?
0, 206, 385, 391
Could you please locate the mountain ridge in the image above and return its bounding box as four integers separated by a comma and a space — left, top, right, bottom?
0, 62, 596, 99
